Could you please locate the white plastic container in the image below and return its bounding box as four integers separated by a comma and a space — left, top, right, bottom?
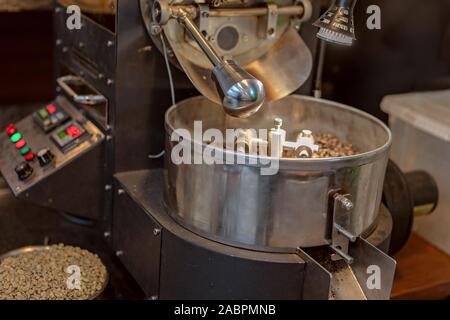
381, 90, 450, 254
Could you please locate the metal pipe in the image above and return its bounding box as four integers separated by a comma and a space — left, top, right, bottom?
208, 5, 304, 17
170, 4, 305, 20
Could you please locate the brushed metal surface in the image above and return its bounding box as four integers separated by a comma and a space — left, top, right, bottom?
164, 95, 391, 251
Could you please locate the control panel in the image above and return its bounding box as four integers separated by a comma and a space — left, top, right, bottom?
0, 96, 104, 195
33, 102, 70, 133
51, 120, 90, 153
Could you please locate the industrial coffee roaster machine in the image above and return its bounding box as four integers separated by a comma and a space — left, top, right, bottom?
0, 0, 439, 299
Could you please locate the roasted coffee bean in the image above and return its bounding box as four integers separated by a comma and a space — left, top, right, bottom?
312, 133, 358, 158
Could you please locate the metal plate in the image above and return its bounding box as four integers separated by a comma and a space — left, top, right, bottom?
113, 184, 162, 298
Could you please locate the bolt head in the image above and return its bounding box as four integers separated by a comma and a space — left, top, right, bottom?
274, 118, 283, 129
150, 23, 162, 36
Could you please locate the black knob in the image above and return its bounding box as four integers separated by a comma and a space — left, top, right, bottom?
37, 148, 54, 167
15, 162, 33, 181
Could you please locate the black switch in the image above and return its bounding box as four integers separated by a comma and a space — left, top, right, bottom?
15, 162, 33, 181
37, 148, 55, 167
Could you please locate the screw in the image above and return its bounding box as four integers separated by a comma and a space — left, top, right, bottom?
107, 79, 114, 86
335, 194, 354, 211
117, 189, 125, 196
300, 129, 313, 138
105, 185, 112, 191
274, 118, 283, 130
153, 228, 161, 236
56, 39, 62, 46
62, 47, 69, 53
107, 40, 114, 47
104, 231, 111, 238
116, 250, 123, 257
79, 42, 85, 48
139, 46, 153, 53
150, 295, 158, 300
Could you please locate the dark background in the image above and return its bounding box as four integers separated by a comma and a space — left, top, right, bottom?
0, 0, 449, 123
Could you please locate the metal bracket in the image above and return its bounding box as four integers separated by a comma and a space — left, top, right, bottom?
266, 4, 278, 39
330, 192, 357, 264
198, 4, 210, 38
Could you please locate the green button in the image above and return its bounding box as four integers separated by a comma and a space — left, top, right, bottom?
58, 131, 68, 139
10, 132, 22, 143
20, 146, 31, 155
39, 109, 49, 118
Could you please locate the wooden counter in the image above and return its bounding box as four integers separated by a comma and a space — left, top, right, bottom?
0, 0, 52, 11
392, 233, 450, 300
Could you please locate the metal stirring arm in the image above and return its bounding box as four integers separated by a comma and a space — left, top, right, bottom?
176, 10, 265, 118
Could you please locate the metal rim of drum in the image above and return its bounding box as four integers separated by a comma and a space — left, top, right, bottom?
165, 95, 392, 169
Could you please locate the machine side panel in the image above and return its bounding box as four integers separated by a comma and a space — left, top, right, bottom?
18, 142, 105, 220
113, 184, 162, 298
159, 230, 306, 300
55, 4, 116, 100
115, 0, 196, 172
113, 169, 325, 300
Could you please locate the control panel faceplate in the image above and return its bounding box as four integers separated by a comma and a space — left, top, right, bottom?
0, 96, 105, 196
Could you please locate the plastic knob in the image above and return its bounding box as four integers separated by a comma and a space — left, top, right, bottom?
37, 148, 54, 167
15, 162, 33, 181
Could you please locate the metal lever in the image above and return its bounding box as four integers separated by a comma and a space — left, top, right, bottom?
177, 11, 265, 118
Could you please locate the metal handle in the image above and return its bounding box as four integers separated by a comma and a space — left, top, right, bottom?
177, 12, 222, 67
57, 75, 107, 106
176, 11, 265, 118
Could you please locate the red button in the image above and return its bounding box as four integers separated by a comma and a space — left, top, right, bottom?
15, 139, 26, 149
24, 152, 35, 162
47, 104, 57, 114
5, 124, 16, 136
66, 125, 82, 138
